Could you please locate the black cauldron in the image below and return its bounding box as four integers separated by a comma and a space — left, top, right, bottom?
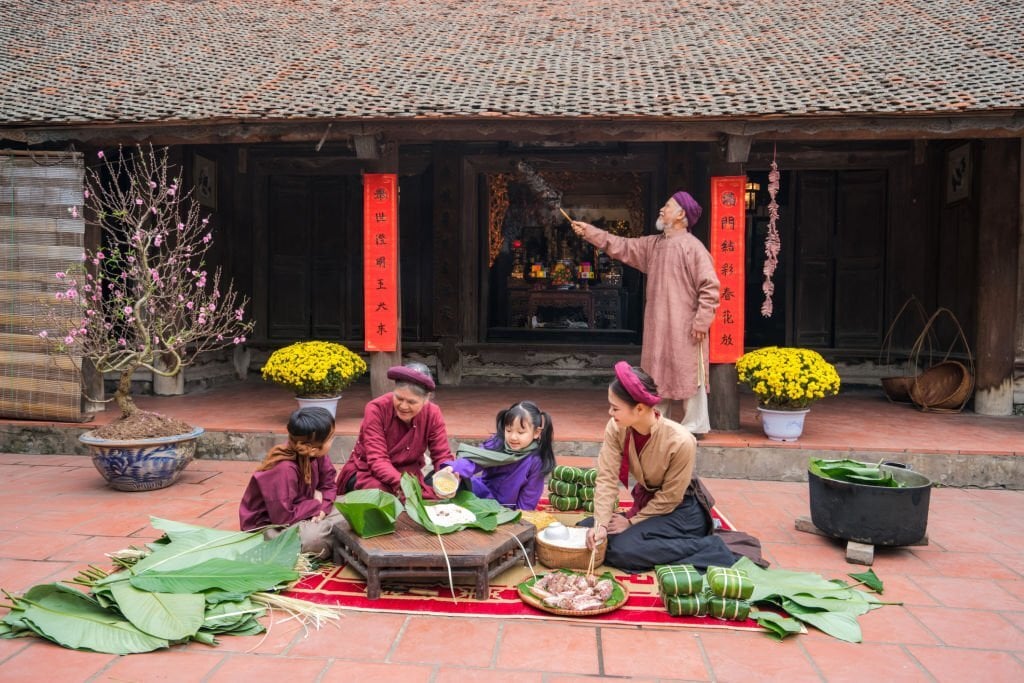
808, 463, 931, 546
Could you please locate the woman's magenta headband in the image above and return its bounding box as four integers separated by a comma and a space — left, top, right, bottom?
614, 361, 660, 406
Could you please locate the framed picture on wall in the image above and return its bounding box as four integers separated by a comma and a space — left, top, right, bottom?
193, 154, 217, 210
945, 143, 971, 205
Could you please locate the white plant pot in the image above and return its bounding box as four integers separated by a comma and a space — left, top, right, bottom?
296, 395, 341, 418
757, 407, 810, 442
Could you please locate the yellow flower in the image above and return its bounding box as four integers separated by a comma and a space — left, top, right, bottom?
261, 341, 368, 397
735, 346, 840, 409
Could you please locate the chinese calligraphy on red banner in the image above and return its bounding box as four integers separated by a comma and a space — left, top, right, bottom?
709, 176, 746, 363
363, 174, 398, 352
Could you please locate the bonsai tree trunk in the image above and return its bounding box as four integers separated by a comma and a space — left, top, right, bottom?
115, 368, 138, 417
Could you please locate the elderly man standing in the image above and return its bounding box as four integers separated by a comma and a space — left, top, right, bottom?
572, 191, 720, 436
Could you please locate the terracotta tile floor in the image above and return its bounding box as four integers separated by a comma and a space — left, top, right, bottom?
1, 381, 1022, 680
1, 452, 1022, 681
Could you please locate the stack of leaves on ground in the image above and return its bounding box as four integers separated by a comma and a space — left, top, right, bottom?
740, 557, 894, 642
0, 517, 339, 654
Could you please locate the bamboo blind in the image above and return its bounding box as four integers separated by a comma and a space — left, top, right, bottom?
0, 150, 86, 421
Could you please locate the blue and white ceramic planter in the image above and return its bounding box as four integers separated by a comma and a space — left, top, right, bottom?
757, 407, 810, 442
81, 427, 204, 492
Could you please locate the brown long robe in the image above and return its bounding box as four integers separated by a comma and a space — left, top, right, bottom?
581, 225, 720, 400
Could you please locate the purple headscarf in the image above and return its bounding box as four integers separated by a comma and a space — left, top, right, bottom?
671, 191, 702, 228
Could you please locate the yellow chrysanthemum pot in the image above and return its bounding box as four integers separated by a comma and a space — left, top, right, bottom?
261, 341, 368, 417
735, 346, 841, 442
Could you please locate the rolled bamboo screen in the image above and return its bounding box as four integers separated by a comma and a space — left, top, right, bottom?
0, 150, 85, 421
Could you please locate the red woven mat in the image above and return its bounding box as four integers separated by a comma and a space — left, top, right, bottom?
283, 502, 762, 631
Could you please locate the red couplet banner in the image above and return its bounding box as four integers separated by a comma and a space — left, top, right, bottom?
363, 174, 399, 352
709, 176, 746, 363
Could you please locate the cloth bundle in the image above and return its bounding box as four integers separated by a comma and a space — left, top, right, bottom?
548, 466, 599, 512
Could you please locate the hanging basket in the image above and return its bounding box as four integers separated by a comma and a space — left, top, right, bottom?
909, 360, 973, 413
907, 308, 974, 414
878, 296, 932, 404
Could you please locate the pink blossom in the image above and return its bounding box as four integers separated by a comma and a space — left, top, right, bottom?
84, 189, 90, 199
38, 330, 48, 339
97, 150, 105, 159
123, 306, 133, 315
202, 232, 212, 244
234, 308, 244, 321
65, 289, 77, 299
86, 309, 95, 316
64, 335, 74, 345
178, 295, 185, 302
55, 271, 66, 279
96, 252, 105, 259
197, 315, 207, 325
79, 328, 87, 336
208, 303, 216, 312
68, 206, 79, 218
177, 222, 185, 231
154, 235, 163, 246
92, 258, 100, 266
167, 187, 176, 197
202, 217, 209, 225
117, 338, 126, 346
216, 334, 224, 341
104, 322, 112, 330
186, 301, 194, 310
148, 180, 157, 189
55, 292, 65, 300
150, 206, 157, 215
135, 198, 143, 205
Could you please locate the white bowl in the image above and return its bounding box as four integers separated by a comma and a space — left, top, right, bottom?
543, 522, 570, 541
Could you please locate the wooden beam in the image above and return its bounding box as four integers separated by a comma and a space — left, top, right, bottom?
4, 114, 1023, 147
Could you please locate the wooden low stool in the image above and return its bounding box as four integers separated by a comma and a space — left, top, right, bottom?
333, 515, 536, 599
794, 515, 928, 566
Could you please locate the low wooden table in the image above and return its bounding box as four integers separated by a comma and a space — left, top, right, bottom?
333, 515, 536, 600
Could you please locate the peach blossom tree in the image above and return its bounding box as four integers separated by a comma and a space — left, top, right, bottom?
42, 145, 253, 420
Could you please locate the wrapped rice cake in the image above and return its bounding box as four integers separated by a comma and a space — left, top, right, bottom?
655, 564, 703, 596
708, 596, 751, 621
663, 593, 709, 617
706, 566, 754, 599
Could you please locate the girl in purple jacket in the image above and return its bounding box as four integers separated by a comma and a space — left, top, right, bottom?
449, 401, 555, 510
239, 407, 341, 560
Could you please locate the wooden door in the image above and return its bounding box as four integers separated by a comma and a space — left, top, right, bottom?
266, 175, 360, 341
794, 170, 887, 349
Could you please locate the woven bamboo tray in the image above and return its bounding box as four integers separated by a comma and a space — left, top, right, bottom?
517, 571, 628, 617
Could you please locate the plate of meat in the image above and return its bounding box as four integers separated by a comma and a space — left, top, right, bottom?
517, 569, 628, 616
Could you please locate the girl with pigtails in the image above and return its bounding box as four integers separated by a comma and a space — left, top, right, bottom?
448, 400, 556, 510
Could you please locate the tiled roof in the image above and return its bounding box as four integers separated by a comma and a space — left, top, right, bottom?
1, 0, 1022, 127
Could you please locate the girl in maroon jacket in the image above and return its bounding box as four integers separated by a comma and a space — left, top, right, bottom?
239, 407, 341, 559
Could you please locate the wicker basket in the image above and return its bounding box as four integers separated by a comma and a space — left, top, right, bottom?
536, 534, 606, 570
910, 360, 973, 412
881, 375, 916, 403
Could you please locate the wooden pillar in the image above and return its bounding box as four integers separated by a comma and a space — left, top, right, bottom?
707, 139, 743, 431
974, 139, 1021, 415
432, 142, 463, 385
366, 141, 403, 398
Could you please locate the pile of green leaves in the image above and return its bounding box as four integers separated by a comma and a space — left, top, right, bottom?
0, 518, 302, 654
400, 473, 521, 534
810, 458, 906, 487
736, 557, 895, 642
